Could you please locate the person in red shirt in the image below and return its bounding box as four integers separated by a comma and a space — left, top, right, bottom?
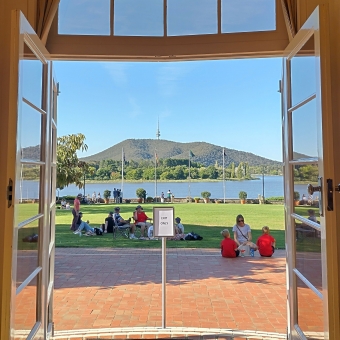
256, 226, 276, 257
220, 229, 240, 258
133, 205, 152, 238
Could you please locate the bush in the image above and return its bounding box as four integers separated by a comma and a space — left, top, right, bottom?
266, 196, 284, 201
136, 188, 147, 199
239, 191, 247, 200
201, 191, 211, 199
146, 196, 154, 202
125, 199, 131, 204
103, 190, 111, 199
294, 191, 300, 200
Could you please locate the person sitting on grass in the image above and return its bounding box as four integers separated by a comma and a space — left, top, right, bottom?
232, 214, 258, 251
175, 217, 184, 234
256, 226, 276, 257
221, 229, 240, 258
103, 211, 114, 233
73, 212, 96, 236
133, 205, 152, 238
113, 207, 137, 239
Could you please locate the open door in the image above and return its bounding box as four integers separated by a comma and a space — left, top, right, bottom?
282, 5, 339, 340
10, 11, 57, 340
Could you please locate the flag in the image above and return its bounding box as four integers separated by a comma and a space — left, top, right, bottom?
189, 150, 195, 158
223, 148, 227, 157
122, 148, 126, 164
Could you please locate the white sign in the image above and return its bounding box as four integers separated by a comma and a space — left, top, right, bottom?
153, 207, 174, 237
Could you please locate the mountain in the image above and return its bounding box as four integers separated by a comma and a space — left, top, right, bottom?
80, 139, 282, 167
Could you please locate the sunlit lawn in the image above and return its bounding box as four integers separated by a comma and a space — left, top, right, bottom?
53, 202, 286, 249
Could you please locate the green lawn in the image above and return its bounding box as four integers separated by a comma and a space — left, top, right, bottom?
54, 203, 286, 249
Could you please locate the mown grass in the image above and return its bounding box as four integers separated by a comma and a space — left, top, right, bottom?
54, 203, 286, 249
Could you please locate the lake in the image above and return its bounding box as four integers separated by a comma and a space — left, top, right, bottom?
18, 176, 311, 200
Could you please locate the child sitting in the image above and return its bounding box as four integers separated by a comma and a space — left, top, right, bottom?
256, 226, 276, 257
175, 217, 184, 234
220, 229, 239, 258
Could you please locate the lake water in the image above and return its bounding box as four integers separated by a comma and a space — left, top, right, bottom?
19, 176, 310, 200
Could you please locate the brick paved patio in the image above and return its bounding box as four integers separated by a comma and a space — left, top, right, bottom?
52, 248, 287, 336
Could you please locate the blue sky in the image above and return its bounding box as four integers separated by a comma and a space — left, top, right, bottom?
54, 58, 283, 161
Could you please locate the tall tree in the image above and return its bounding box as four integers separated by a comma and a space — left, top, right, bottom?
56, 133, 88, 189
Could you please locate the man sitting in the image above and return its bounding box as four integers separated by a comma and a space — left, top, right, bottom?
133, 205, 152, 238
104, 211, 114, 233
73, 212, 96, 236
113, 207, 137, 239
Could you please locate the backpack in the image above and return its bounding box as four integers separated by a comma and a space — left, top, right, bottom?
185, 232, 203, 241
94, 227, 103, 236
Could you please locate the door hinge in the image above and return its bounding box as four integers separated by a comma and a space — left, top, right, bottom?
7, 179, 13, 208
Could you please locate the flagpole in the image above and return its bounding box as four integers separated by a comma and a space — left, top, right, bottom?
223, 148, 226, 203
121, 148, 124, 194
154, 150, 157, 199
188, 151, 191, 201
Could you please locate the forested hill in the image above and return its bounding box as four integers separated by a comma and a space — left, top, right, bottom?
80, 139, 281, 167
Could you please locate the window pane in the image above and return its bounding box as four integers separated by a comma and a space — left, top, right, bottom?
17, 220, 40, 288
295, 220, 322, 292
293, 163, 320, 215
16, 165, 41, 224
58, 0, 110, 35
14, 276, 37, 335
114, 0, 163, 36
21, 44, 43, 109
167, 0, 217, 36
222, 0, 275, 33
292, 99, 318, 160
20, 102, 42, 159
290, 35, 316, 107
296, 276, 324, 338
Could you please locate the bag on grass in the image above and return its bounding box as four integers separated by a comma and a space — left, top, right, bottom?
185, 232, 203, 241
94, 227, 103, 236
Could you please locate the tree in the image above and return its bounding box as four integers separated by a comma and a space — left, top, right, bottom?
56, 133, 88, 189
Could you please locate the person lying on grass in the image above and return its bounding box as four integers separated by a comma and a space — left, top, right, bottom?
73, 212, 96, 236
232, 214, 258, 251
256, 226, 276, 257
221, 229, 240, 258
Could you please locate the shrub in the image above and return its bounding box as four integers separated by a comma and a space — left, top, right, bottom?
125, 199, 131, 204
136, 188, 147, 199
146, 196, 154, 202
103, 190, 111, 199
239, 191, 247, 200
266, 196, 284, 201
201, 191, 211, 199
294, 191, 300, 200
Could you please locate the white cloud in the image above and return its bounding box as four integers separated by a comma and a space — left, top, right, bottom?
103, 63, 128, 87
157, 63, 192, 97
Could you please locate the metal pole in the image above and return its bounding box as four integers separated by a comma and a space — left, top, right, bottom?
155, 152, 157, 199
188, 153, 191, 201
121, 148, 124, 194
162, 237, 166, 328
223, 148, 226, 203
83, 173, 86, 197
262, 167, 265, 202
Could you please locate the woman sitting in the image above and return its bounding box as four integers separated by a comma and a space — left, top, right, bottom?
232, 214, 257, 251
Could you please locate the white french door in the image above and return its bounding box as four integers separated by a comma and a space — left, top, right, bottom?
282, 5, 337, 340
10, 11, 57, 340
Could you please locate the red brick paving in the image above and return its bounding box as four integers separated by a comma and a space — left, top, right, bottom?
52, 248, 287, 334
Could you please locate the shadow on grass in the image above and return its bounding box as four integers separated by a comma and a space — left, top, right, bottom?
56, 224, 286, 249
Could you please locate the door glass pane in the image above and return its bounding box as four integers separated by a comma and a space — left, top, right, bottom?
167, 0, 217, 36
17, 220, 40, 288
222, 0, 276, 33
20, 102, 43, 159
295, 220, 322, 292
21, 44, 43, 109
58, 0, 110, 35
17, 164, 41, 223
293, 163, 320, 215
296, 276, 324, 338
292, 99, 318, 160
114, 0, 163, 36
290, 36, 316, 107
14, 277, 37, 335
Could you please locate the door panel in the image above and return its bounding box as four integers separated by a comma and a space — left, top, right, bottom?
10, 11, 56, 340
283, 5, 332, 340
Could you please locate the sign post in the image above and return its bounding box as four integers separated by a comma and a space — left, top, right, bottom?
153, 207, 174, 329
